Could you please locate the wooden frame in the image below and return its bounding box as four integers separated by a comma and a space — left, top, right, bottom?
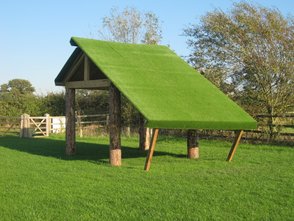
59, 51, 246, 169
65, 79, 110, 89
64, 53, 84, 82
144, 128, 159, 171
227, 130, 243, 161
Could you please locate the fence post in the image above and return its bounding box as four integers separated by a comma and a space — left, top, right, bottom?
45, 113, 50, 136
20, 114, 24, 138
77, 114, 83, 138
20, 114, 31, 138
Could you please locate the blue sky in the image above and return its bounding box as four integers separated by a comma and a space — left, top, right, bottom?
0, 0, 293, 93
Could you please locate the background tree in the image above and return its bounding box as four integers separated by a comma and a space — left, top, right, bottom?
0, 79, 41, 116
75, 90, 108, 115
100, 7, 162, 44
184, 2, 294, 139
100, 7, 162, 134
40, 92, 65, 116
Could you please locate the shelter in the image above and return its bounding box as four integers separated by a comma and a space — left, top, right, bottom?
55, 37, 257, 171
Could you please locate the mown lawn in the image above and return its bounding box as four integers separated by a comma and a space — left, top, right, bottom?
0, 135, 293, 220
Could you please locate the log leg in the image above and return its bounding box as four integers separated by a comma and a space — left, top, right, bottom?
144, 128, 159, 171
65, 88, 76, 155
109, 83, 121, 166
187, 129, 199, 159
227, 130, 243, 161
139, 114, 150, 151
139, 114, 146, 150
145, 128, 151, 150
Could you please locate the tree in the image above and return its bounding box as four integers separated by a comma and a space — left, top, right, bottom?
184, 2, 294, 139
1, 79, 35, 95
76, 90, 108, 115
100, 7, 162, 44
40, 92, 65, 116
0, 79, 40, 116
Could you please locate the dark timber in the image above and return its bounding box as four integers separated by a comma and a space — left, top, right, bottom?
65, 88, 76, 155
109, 83, 122, 166
187, 129, 199, 159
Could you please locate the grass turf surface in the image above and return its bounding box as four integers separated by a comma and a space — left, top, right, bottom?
0, 135, 293, 220
56, 37, 256, 130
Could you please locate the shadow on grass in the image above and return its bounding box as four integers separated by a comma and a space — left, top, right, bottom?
0, 136, 185, 164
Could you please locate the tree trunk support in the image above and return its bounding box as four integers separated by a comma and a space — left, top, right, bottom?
109, 83, 121, 166
187, 129, 199, 159
144, 128, 159, 171
227, 130, 243, 161
139, 114, 151, 151
65, 88, 76, 155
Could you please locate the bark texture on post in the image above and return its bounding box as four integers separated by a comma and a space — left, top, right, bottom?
109, 83, 121, 166
145, 128, 151, 150
65, 88, 76, 155
187, 129, 199, 159
138, 114, 151, 151
139, 114, 146, 150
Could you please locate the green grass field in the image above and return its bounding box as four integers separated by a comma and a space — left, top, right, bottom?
0, 135, 293, 220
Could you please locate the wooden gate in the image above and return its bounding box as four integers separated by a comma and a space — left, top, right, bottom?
20, 114, 50, 137
29, 115, 50, 136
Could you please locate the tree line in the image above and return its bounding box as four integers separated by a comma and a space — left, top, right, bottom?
1, 3, 293, 138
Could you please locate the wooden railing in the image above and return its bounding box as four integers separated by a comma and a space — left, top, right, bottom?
0, 116, 21, 135
0, 113, 293, 144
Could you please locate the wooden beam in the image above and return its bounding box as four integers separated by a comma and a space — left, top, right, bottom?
144, 128, 159, 171
65, 79, 110, 89
187, 129, 199, 159
227, 130, 243, 161
64, 54, 84, 82
65, 88, 76, 155
109, 83, 121, 166
84, 55, 90, 81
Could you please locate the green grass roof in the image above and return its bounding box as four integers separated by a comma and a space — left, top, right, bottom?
56, 37, 257, 130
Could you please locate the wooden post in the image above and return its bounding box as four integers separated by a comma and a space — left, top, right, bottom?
227, 130, 243, 161
20, 114, 24, 138
109, 83, 121, 166
77, 114, 83, 138
187, 129, 199, 159
45, 113, 50, 137
20, 114, 31, 138
65, 88, 76, 155
145, 128, 151, 150
139, 114, 151, 151
144, 128, 159, 171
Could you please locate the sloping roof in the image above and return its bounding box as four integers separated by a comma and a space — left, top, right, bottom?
55, 37, 257, 130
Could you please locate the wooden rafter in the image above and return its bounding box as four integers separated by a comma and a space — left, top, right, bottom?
84, 55, 90, 81
64, 53, 84, 82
